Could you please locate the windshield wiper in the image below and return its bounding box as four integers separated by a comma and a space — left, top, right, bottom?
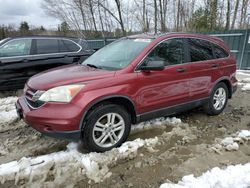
85, 63, 102, 69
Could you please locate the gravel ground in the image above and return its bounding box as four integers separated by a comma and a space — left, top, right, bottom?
0, 78, 249, 187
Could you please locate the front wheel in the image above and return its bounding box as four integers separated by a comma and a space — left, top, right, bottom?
82, 104, 131, 152
204, 82, 229, 115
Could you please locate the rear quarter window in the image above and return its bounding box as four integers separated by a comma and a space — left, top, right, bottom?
59, 39, 80, 52
213, 44, 229, 58
188, 38, 214, 62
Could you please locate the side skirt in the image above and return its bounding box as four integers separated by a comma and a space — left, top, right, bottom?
136, 98, 209, 123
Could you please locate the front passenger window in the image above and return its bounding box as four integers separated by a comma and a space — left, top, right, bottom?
144, 38, 184, 67
0, 39, 32, 58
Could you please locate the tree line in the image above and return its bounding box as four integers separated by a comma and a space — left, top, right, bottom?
0, 21, 81, 40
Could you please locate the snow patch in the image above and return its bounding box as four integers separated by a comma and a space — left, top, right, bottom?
212, 130, 250, 152
0, 97, 18, 126
242, 83, 250, 91
0, 137, 159, 185
160, 163, 250, 188
132, 117, 181, 133
238, 130, 250, 140
237, 71, 250, 91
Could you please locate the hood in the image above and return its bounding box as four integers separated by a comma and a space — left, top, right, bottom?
27, 64, 115, 90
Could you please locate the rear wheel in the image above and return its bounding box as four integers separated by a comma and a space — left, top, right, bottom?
82, 104, 131, 152
204, 82, 228, 115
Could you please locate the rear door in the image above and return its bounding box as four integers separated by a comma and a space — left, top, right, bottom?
29, 38, 82, 75
31, 38, 65, 72
136, 38, 191, 115
187, 38, 221, 100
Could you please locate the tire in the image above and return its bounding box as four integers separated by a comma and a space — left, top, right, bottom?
81, 104, 131, 152
204, 82, 229, 115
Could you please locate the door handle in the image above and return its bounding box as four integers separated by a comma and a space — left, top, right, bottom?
176, 68, 186, 73
211, 64, 219, 68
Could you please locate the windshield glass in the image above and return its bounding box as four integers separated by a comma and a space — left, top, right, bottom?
82, 38, 153, 70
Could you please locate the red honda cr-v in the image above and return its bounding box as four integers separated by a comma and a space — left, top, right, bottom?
16, 33, 237, 152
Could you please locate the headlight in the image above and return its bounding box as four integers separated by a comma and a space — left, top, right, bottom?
39, 85, 85, 103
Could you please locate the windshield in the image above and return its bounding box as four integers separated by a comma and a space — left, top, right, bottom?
82, 38, 153, 70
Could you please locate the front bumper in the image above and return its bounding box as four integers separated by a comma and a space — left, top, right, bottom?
232, 84, 237, 94
16, 96, 82, 140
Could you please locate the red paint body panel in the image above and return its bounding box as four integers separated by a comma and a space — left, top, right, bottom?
16, 33, 237, 137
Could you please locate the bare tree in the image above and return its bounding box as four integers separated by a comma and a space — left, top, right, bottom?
225, 0, 230, 30
97, 0, 105, 37
159, 0, 165, 32
210, 0, 218, 31
231, 0, 240, 29
88, 0, 97, 32
176, 0, 181, 31
240, 0, 249, 28
154, 0, 157, 33
115, 0, 125, 35
73, 0, 87, 30
97, 0, 126, 35
142, 0, 150, 32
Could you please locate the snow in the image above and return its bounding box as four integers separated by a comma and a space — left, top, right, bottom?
212, 130, 250, 152
237, 71, 250, 91
221, 137, 234, 146
225, 142, 239, 151
0, 137, 159, 185
242, 84, 250, 91
237, 130, 250, 140
132, 117, 181, 132
160, 163, 250, 188
0, 97, 18, 126
237, 70, 250, 76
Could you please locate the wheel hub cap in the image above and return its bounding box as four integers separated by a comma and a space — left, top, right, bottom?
213, 87, 226, 111
92, 113, 125, 148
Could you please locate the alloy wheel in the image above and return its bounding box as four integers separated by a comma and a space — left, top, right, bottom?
92, 113, 125, 148
213, 87, 226, 111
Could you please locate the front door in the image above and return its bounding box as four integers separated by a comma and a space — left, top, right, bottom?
0, 38, 33, 90
135, 38, 191, 115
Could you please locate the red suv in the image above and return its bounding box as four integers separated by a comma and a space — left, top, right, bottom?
16, 33, 237, 152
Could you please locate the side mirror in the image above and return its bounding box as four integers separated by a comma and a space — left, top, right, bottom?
140, 60, 165, 71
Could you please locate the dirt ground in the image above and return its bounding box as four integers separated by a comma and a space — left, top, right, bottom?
0, 88, 250, 187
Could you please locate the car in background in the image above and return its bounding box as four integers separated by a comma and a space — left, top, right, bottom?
0, 36, 94, 91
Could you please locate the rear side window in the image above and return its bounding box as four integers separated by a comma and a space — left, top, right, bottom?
213, 44, 229, 58
188, 38, 214, 62
59, 39, 80, 52
36, 39, 59, 54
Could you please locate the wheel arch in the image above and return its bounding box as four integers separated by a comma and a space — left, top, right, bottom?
79, 95, 137, 130
212, 77, 232, 99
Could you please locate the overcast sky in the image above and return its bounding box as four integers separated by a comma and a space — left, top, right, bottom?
0, 0, 60, 29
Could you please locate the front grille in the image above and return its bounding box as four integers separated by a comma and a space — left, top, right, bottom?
25, 87, 45, 109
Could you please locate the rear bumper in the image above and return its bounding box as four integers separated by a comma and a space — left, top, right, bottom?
16, 96, 83, 141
